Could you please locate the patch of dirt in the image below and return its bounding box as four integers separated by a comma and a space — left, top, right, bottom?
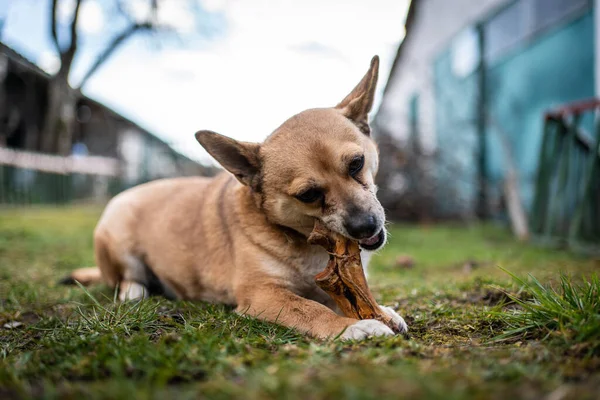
394, 254, 415, 269
478, 289, 513, 306
453, 287, 519, 307
456, 259, 492, 273
167, 370, 207, 385
19, 311, 41, 325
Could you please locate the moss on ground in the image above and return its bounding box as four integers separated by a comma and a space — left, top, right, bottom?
0, 206, 599, 399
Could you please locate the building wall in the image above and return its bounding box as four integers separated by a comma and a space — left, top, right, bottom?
432, 46, 481, 217
0, 56, 48, 152
376, 0, 596, 219
433, 5, 595, 216
117, 127, 214, 187
145, 139, 178, 180
484, 11, 595, 212
377, 0, 508, 150
596, 0, 600, 96
119, 128, 145, 185
77, 101, 120, 158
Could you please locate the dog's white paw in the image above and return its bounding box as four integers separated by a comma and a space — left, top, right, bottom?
379, 305, 408, 334
340, 319, 395, 341
119, 282, 148, 302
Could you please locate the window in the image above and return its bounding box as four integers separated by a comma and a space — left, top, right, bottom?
451, 27, 480, 78
484, 0, 591, 63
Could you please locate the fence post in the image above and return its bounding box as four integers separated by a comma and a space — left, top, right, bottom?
568, 118, 600, 244
531, 119, 556, 234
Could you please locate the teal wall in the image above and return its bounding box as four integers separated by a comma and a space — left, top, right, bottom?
434, 9, 595, 217
433, 46, 480, 216
485, 11, 595, 212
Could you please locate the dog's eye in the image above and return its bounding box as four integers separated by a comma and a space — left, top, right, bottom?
349, 155, 365, 177
296, 188, 323, 203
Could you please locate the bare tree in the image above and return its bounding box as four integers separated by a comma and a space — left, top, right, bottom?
40, 0, 163, 155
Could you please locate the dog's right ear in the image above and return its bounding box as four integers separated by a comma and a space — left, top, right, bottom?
195, 130, 261, 188
335, 55, 379, 136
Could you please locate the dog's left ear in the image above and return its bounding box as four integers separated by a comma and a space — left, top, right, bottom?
195, 130, 261, 189
335, 55, 379, 135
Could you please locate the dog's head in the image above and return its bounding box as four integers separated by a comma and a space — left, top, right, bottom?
196, 56, 386, 251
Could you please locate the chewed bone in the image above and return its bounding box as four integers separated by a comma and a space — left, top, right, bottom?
307, 220, 401, 333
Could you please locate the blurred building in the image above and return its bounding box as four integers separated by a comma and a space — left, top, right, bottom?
0, 41, 216, 203
374, 0, 597, 220
74, 97, 216, 188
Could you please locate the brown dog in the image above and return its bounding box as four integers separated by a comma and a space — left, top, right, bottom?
68, 56, 407, 340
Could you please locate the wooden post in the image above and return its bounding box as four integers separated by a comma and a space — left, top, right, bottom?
569, 117, 600, 243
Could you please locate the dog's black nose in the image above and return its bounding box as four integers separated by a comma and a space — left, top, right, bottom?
344, 213, 379, 239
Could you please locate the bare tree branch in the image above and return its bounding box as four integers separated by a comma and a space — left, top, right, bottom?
78, 22, 153, 88
150, 0, 159, 24
58, 0, 83, 78
51, 0, 61, 54
78, 0, 166, 88
69, 0, 83, 52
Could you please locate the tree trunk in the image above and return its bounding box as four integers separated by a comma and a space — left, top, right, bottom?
40, 78, 61, 153
55, 86, 76, 155
41, 76, 76, 155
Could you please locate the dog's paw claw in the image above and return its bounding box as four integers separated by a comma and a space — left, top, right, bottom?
340, 319, 395, 341
379, 305, 409, 334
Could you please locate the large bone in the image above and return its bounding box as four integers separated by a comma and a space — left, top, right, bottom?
307, 221, 400, 333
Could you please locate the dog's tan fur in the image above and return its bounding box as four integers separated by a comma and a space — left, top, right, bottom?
69, 56, 407, 340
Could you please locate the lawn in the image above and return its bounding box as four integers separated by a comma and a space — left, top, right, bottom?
1, 206, 599, 399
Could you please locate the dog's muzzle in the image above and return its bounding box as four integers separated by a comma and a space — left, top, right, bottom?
357, 229, 386, 251
343, 211, 385, 250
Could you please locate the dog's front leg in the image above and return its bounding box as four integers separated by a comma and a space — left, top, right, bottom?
235, 285, 395, 340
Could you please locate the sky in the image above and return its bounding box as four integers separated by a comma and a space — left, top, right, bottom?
1, 0, 408, 165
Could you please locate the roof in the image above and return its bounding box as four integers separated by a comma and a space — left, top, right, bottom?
80, 96, 201, 166
0, 41, 203, 167
381, 0, 419, 98
0, 41, 48, 78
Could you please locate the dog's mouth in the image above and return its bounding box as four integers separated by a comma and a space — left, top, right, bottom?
358, 229, 385, 251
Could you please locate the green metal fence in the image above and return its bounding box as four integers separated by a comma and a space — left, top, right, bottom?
531, 99, 600, 252
0, 149, 122, 206
0, 165, 122, 205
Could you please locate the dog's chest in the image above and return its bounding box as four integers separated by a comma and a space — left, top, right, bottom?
268, 246, 327, 293
299, 247, 330, 277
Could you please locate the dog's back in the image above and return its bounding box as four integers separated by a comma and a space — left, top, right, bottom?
88, 173, 241, 302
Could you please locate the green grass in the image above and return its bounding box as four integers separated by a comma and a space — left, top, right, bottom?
1, 206, 599, 399
493, 270, 600, 353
